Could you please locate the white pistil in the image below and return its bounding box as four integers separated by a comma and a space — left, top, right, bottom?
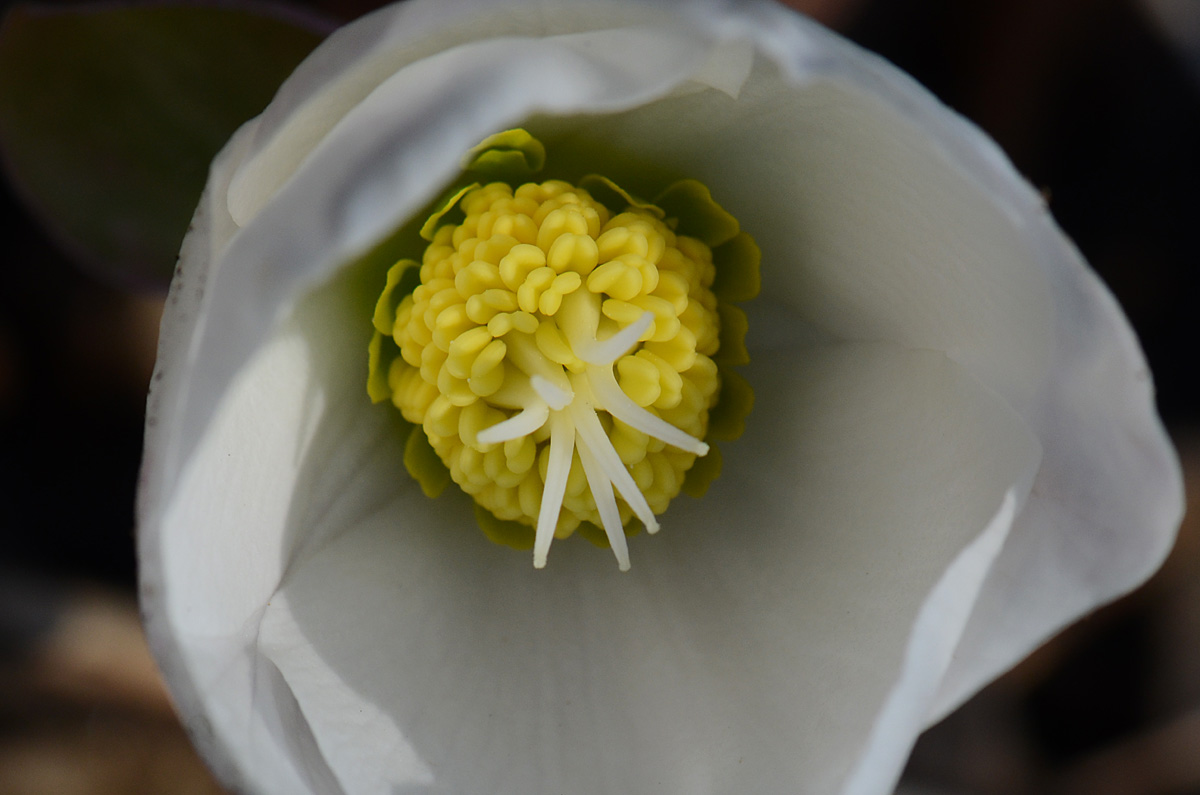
476, 402, 549, 445
568, 388, 661, 536
530, 374, 572, 410
528, 309, 708, 569
575, 441, 631, 571
575, 311, 653, 365
534, 412, 575, 569
587, 365, 710, 456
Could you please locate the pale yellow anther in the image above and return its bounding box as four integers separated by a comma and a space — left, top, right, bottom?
547, 233, 600, 275
465, 288, 520, 325
455, 261, 504, 296
610, 420, 650, 466
426, 396, 460, 439
487, 311, 538, 337
637, 349, 684, 410
470, 234, 520, 266
460, 401, 502, 450
437, 366, 477, 407
504, 436, 537, 474
381, 176, 734, 570
534, 319, 582, 370
616, 355, 662, 407
419, 343, 447, 386
585, 257, 644, 301
446, 326, 493, 377
471, 338, 508, 380
469, 367, 505, 398
633, 295, 680, 342
499, 243, 547, 291
602, 297, 650, 329
535, 207, 592, 252
653, 271, 691, 315
515, 267, 552, 313
643, 326, 697, 373
596, 226, 645, 261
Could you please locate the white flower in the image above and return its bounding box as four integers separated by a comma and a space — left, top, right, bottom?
136, 1, 1183, 793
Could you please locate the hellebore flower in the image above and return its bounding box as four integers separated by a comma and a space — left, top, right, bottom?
136, 0, 1183, 793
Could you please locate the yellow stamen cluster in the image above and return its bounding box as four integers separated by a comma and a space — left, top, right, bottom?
382, 180, 722, 569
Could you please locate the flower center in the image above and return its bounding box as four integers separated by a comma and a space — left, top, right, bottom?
368, 132, 757, 570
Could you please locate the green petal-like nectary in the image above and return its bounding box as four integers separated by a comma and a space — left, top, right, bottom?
577, 174, 666, 219
372, 259, 418, 335
366, 332, 393, 403
418, 183, 480, 241
404, 425, 450, 498
681, 442, 722, 498
462, 128, 547, 179
714, 303, 750, 367
707, 370, 754, 442
474, 504, 536, 550
655, 179, 741, 247
712, 232, 761, 303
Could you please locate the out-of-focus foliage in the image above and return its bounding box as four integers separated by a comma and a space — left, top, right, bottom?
0, 3, 325, 289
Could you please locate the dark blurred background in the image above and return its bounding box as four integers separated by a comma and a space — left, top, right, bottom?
0, 0, 1196, 792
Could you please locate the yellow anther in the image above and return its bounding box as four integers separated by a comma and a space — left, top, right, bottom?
652, 270, 691, 315
471, 338, 508, 380
609, 420, 650, 466
601, 297, 649, 329
534, 318, 582, 370
437, 365, 477, 407
547, 233, 600, 275
419, 342, 447, 386
535, 206, 593, 252
371, 166, 754, 571
487, 311, 538, 337
632, 295, 680, 342
504, 436, 537, 474
643, 325, 697, 373
637, 349, 684, 410
465, 289, 519, 324
446, 326, 493, 378
616, 354, 662, 407
499, 243, 547, 291
426, 396, 460, 439
454, 261, 504, 296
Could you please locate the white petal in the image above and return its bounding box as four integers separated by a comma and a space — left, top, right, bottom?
927, 229, 1185, 720
137, 2, 1184, 793
228, 0, 729, 225
201, 339, 1039, 794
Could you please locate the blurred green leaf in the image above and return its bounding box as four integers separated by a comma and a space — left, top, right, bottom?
0, 3, 326, 289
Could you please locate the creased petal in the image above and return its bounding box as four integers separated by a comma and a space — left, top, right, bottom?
927, 224, 1185, 720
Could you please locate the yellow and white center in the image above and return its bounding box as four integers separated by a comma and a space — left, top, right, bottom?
378, 179, 723, 570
